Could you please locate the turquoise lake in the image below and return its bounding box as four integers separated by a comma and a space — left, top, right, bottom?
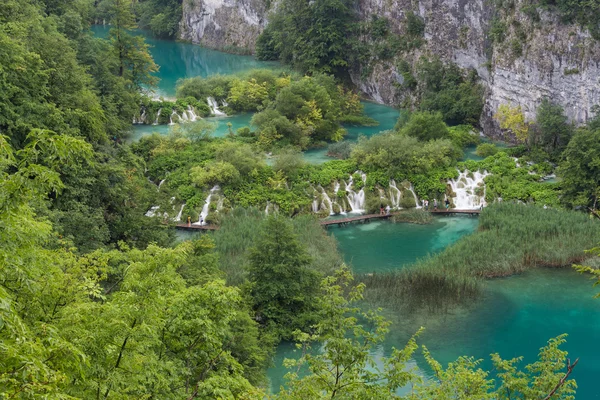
93, 26, 599, 397
269, 219, 600, 398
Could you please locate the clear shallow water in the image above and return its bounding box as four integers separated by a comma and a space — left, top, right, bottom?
91, 25, 276, 98
329, 216, 479, 274
268, 219, 600, 398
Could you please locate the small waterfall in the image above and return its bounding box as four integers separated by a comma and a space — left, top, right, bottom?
408, 184, 421, 209
389, 179, 402, 208
145, 206, 160, 217
265, 201, 271, 215
175, 203, 185, 222
312, 198, 320, 213
187, 105, 198, 122
193, 185, 219, 225
447, 170, 489, 210
345, 173, 365, 213
169, 110, 177, 125
207, 97, 226, 116
157, 179, 166, 191
319, 186, 335, 215
153, 109, 161, 125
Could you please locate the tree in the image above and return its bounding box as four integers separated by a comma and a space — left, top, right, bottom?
246, 216, 321, 337
399, 111, 449, 141
275, 268, 578, 399
533, 98, 573, 154
107, 0, 158, 88
494, 104, 529, 143
559, 127, 600, 208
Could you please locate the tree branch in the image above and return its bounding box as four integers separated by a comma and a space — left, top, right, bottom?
542, 357, 579, 400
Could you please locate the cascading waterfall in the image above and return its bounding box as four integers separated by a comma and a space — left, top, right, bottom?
145, 206, 160, 217
193, 185, 220, 225
345, 173, 366, 213
312, 198, 320, 213
157, 179, 166, 191
447, 170, 489, 210
408, 184, 422, 209
207, 97, 226, 116
187, 105, 198, 122
388, 179, 402, 208
169, 110, 177, 125
153, 109, 161, 125
318, 186, 335, 215
175, 204, 185, 222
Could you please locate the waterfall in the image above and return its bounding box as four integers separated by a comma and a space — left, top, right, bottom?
447, 170, 489, 210
145, 206, 160, 217
312, 198, 320, 213
389, 179, 402, 208
187, 105, 198, 122
157, 179, 166, 191
207, 97, 226, 116
319, 186, 335, 215
175, 204, 185, 222
408, 184, 422, 209
345, 173, 365, 213
169, 110, 177, 125
265, 201, 271, 215
153, 109, 161, 125
193, 185, 220, 225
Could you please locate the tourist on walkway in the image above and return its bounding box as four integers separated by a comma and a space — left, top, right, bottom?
380, 206, 385, 215
386, 205, 391, 215
445, 198, 450, 210
424, 200, 429, 210
434, 199, 438, 211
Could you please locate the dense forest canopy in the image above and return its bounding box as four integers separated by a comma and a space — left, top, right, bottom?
1, 0, 600, 398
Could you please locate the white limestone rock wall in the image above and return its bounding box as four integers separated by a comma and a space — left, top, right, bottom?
179, 0, 268, 52
351, 0, 600, 133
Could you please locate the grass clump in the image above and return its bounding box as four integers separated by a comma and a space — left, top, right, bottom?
212, 207, 343, 285
392, 209, 433, 224
360, 203, 600, 312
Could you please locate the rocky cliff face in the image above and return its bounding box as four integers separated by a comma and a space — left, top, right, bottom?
179, 0, 268, 53
180, 0, 600, 132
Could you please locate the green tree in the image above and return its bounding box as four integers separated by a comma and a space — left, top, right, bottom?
399, 111, 450, 141
246, 216, 321, 337
559, 127, 600, 208
533, 98, 573, 154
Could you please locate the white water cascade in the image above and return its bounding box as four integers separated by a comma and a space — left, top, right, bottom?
175, 203, 185, 222
169, 110, 177, 125
388, 179, 402, 209
153, 109, 161, 125
408, 184, 421, 209
145, 206, 160, 217
186, 105, 198, 122
157, 179, 166, 191
207, 97, 226, 116
345, 173, 366, 213
312, 198, 320, 213
447, 170, 489, 210
193, 185, 220, 225
318, 186, 335, 215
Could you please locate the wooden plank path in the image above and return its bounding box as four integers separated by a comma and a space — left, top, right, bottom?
174, 209, 481, 230
320, 209, 481, 227
175, 224, 219, 231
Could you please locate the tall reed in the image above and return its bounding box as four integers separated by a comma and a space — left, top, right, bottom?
360, 203, 600, 312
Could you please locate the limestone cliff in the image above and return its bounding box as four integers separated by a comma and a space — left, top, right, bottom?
180, 0, 600, 132
179, 0, 268, 53
353, 0, 600, 133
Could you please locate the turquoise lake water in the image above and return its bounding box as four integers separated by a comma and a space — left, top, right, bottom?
92, 26, 597, 397
269, 219, 600, 398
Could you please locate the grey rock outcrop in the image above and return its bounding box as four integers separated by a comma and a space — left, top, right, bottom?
180, 0, 600, 132
179, 0, 268, 52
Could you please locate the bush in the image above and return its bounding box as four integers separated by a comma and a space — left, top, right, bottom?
400, 111, 449, 141
475, 143, 499, 157
327, 141, 353, 159
393, 209, 432, 224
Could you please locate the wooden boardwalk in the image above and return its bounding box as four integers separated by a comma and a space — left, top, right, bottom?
175, 224, 219, 231
320, 209, 480, 227
174, 209, 481, 231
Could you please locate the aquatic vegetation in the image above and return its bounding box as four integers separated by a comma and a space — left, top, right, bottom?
361, 203, 600, 311
392, 209, 434, 224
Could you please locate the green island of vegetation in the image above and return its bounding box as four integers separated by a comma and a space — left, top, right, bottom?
2, 0, 600, 398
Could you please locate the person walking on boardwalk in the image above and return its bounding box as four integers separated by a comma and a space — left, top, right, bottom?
445, 198, 450, 210
433, 199, 438, 211
187, 216, 191, 227
380, 205, 385, 215
424, 200, 429, 211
